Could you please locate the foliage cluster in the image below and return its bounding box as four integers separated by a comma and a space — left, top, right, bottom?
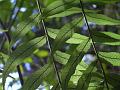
0, 0, 120, 90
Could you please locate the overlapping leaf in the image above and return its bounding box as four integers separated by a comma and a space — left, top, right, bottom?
106, 73, 120, 89
2, 36, 46, 89
11, 21, 33, 42
86, 13, 120, 25
102, 32, 120, 40
99, 52, 120, 66
52, 17, 83, 53
92, 31, 120, 45
54, 51, 70, 65
48, 7, 96, 18
21, 64, 52, 90
61, 39, 91, 89
66, 31, 120, 46
10, 13, 41, 46
47, 28, 59, 39
70, 61, 89, 85
43, 0, 76, 17
76, 62, 96, 90
66, 33, 88, 44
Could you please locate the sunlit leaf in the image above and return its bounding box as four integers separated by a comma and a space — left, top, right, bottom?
61, 39, 91, 89
99, 52, 120, 66
47, 28, 59, 39
34, 49, 49, 58
67, 31, 120, 46
86, 13, 120, 25
54, 51, 70, 65
70, 61, 88, 84
66, 33, 88, 44
76, 62, 96, 90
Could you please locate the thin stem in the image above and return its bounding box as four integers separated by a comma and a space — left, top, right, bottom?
36, 0, 62, 88
79, 0, 109, 89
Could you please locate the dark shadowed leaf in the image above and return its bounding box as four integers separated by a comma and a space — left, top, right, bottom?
2, 36, 46, 89
21, 64, 52, 90
52, 17, 83, 53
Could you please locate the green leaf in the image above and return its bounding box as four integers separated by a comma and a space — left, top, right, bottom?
22, 30, 36, 42
106, 73, 120, 88
82, 0, 120, 3
86, 13, 120, 25
87, 72, 104, 90
0, 52, 9, 64
76, 62, 96, 90
23, 57, 33, 63
11, 21, 34, 44
92, 31, 120, 46
99, 52, 120, 66
67, 31, 120, 46
54, 51, 70, 65
0, 1, 11, 21
44, 68, 57, 85
61, 39, 91, 89
42, 0, 55, 6
48, 7, 96, 18
21, 64, 52, 90
43, 0, 75, 17
47, 28, 59, 39
52, 17, 83, 53
34, 49, 49, 58
2, 36, 46, 89
70, 61, 89, 84
102, 32, 120, 40
66, 33, 88, 44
